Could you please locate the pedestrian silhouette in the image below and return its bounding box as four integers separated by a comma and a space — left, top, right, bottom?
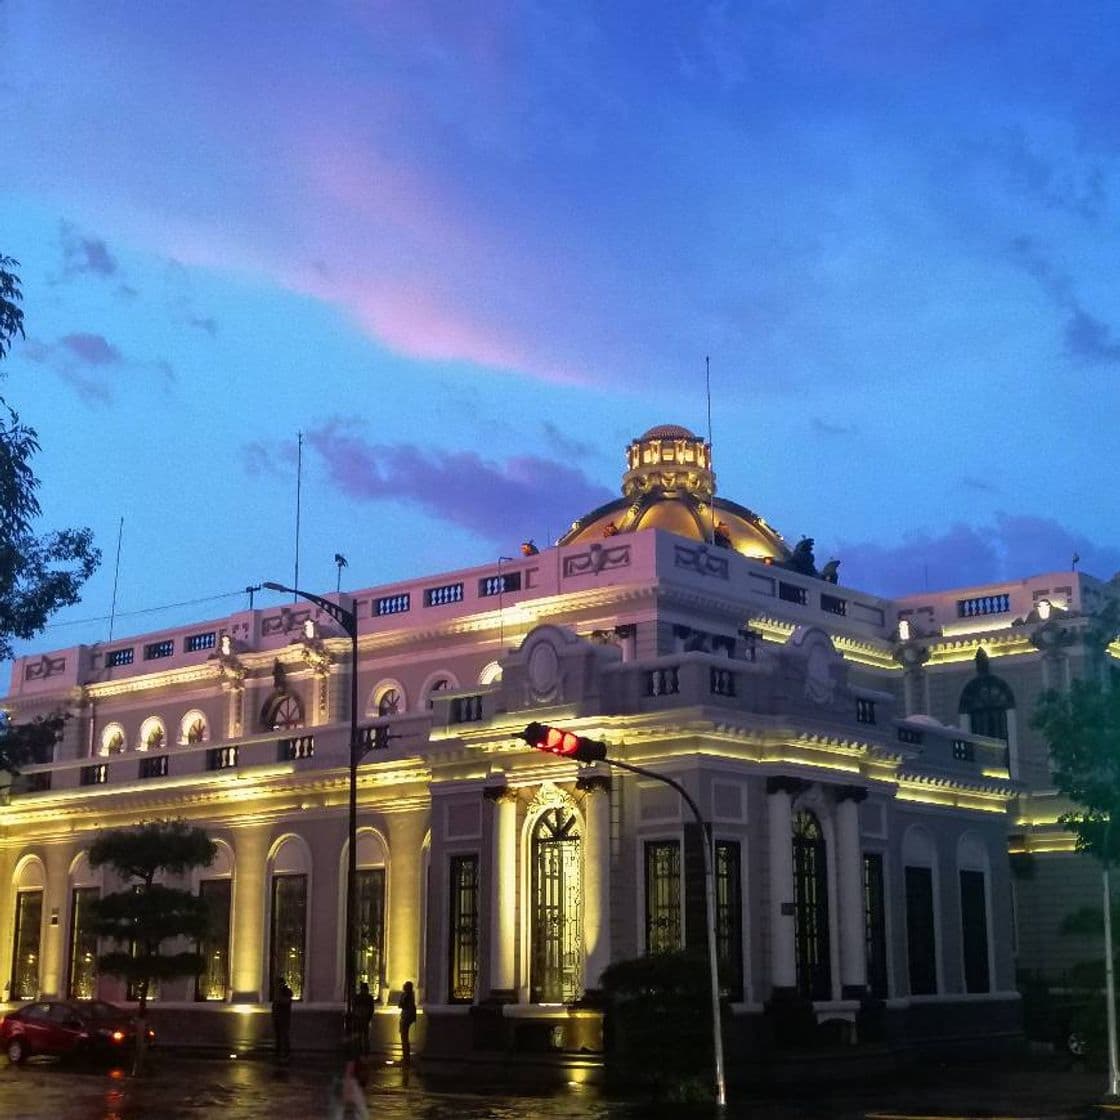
272, 980, 293, 1061
398, 980, 416, 1065
352, 981, 375, 1055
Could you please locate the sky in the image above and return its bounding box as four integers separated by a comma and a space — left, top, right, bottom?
2, 1, 1120, 669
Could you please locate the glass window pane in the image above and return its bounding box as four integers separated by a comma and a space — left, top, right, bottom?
645, 840, 681, 955
715, 841, 744, 1001
448, 855, 478, 1003
10, 890, 43, 1000
196, 879, 232, 1001
68, 887, 100, 1000
356, 868, 386, 1001
270, 874, 307, 1001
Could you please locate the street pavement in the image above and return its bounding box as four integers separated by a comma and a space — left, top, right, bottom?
0, 1052, 1114, 1119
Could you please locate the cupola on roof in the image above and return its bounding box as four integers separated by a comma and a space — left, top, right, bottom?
558, 424, 791, 561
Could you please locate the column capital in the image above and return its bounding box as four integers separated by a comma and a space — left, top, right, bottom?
576, 770, 611, 795
766, 775, 811, 798
831, 784, 868, 805
483, 781, 516, 804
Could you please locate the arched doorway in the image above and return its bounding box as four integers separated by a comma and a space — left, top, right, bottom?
793, 810, 831, 1001
530, 806, 583, 1003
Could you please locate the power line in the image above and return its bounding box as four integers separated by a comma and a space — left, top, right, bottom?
38, 590, 247, 632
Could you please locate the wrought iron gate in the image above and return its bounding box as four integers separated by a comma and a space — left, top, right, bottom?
531, 807, 583, 1003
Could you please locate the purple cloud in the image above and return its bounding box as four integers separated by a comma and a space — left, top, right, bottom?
304, 420, 614, 544
60, 332, 122, 365
59, 221, 118, 278
1064, 309, 1120, 365
833, 515, 1120, 598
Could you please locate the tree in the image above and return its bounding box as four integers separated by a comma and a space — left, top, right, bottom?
0, 710, 66, 782
89, 821, 217, 1074
1034, 677, 1120, 1094
0, 254, 100, 663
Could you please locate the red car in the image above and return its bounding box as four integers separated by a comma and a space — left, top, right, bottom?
0, 1000, 155, 1064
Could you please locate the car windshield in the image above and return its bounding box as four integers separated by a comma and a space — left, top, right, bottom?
76, 1001, 126, 1021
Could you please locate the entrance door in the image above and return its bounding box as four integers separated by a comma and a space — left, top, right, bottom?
531, 808, 583, 1003
793, 810, 831, 1001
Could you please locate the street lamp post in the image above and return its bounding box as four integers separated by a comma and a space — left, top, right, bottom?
262, 581, 360, 1045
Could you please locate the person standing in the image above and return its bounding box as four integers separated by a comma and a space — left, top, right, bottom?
397, 980, 416, 1065
352, 981, 375, 1055
272, 981, 293, 1061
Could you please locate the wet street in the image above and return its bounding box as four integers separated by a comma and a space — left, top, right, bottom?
0, 1053, 1111, 1120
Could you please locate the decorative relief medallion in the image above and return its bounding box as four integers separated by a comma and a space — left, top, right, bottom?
528, 641, 561, 700
24, 654, 66, 682
563, 542, 630, 577
673, 544, 729, 580
261, 607, 311, 636
528, 779, 574, 815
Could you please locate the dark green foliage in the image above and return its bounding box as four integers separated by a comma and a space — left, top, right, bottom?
0, 254, 24, 360
0, 253, 100, 661
89, 821, 217, 1071
600, 951, 716, 1098
0, 710, 66, 777
1033, 679, 1120, 861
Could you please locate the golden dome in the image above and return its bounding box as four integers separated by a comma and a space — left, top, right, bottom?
559, 424, 790, 561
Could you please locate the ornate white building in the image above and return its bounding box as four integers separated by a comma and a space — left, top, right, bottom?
2, 424, 1111, 1064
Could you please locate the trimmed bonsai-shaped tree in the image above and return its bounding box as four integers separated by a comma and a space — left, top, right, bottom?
89, 820, 217, 1074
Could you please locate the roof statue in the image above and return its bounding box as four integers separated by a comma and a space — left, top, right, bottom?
558, 424, 791, 562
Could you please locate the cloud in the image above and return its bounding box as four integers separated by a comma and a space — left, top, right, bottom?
1007, 237, 1120, 366
960, 475, 999, 493
20, 332, 172, 404
541, 421, 598, 459
58, 221, 118, 278
301, 419, 614, 544
833, 514, 1120, 598
811, 417, 855, 437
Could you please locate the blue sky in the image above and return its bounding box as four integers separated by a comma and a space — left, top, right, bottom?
2, 1, 1119, 666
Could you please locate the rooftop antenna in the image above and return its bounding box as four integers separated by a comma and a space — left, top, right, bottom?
245, 583, 262, 610
335, 553, 348, 594
293, 431, 303, 602
107, 516, 124, 642
706, 355, 715, 545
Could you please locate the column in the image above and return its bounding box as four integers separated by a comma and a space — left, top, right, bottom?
578, 770, 612, 996
40, 843, 71, 998
484, 783, 518, 1000
230, 823, 269, 1001
765, 777, 804, 994
387, 809, 428, 996
833, 786, 868, 1000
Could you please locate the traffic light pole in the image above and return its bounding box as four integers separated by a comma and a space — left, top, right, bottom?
603, 757, 727, 1109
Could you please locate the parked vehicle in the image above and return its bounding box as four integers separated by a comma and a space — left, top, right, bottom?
0, 1000, 155, 1064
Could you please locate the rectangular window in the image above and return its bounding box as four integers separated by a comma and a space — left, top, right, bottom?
645, 840, 682, 954
270, 874, 307, 1001
479, 571, 521, 597
715, 840, 744, 1001
81, 764, 109, 786
956, 593, 1010, 618
960, 870, 991, 993
196, 879, 232, 1001
448, 855, 479, 1003
144, 639, 175, 660
897, 727, 924, 745
356, 868, 386, 1001
207, 746, 238, 770
138, 755, 169, 780
952, 739, 975, 761
68, 887, 99, 1000
185, 631, 216, 652
424, 582, 464, 607
779, 581, 808, 605
863, 853, 888, 999
375, 593, 410, 616
905, 866, 937, 995
856, 698, 877, 724
820, 593, 847, 616
106, 648, 134, 667
10, 890, 43, 1000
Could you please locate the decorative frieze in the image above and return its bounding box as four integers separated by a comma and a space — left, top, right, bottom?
673, 543, 729, 580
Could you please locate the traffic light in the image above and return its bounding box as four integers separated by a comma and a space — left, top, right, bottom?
520, 722, 608, 762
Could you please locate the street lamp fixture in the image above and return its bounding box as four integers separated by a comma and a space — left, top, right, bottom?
261, 580, 362, 1046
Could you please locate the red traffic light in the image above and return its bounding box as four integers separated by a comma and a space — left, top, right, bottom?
521, 722, 607, 762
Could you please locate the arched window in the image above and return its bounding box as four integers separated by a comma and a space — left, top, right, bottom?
195, 842, 233, 1001
903, 826, 939, 996
959, 675, 1014, 742
99, 723, 126, 757
11, 857, 46, 1000
957, 833, 991, 994
531, 806, 583, 1003
479, 661, 503, 686
68, 853, 101, 1000
423, 675, 455, 710
263, 693, 304, 732
268, 836, 310, 1001
378, 689, 402, 717
792, 810, 831, 1001
352, 831, 387, 1002
180, 710, 208, 745
139, 717, 166, 752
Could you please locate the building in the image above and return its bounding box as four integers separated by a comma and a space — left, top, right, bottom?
2, 424, 1110, 1066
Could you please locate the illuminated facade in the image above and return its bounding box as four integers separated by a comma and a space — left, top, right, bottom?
1, 424, 1106, 1061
